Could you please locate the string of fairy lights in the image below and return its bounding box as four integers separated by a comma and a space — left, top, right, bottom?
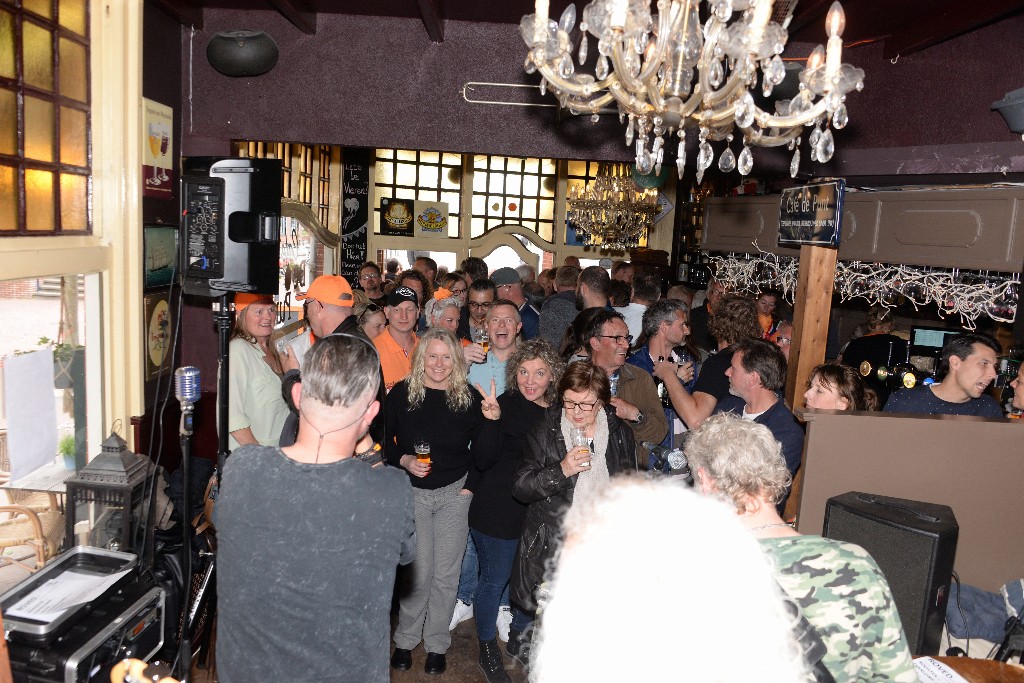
709, 250, 1020, 330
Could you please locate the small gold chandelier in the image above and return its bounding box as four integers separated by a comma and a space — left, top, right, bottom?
522, 0, 865, 182
567, 163, 659, 250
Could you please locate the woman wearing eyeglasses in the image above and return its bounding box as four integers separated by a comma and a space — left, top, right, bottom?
509, 361, 638, 658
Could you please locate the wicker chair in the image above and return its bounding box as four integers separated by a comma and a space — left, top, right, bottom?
0, 504, 65, 572
0, 430, 66, 571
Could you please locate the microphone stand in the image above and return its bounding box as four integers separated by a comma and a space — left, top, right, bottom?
177, 392, 195, 683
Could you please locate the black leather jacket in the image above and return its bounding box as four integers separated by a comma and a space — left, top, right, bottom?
509, 404, 637, 612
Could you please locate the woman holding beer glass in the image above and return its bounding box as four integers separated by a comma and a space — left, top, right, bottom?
385, 328, 488, 675
509, 361, 638, 655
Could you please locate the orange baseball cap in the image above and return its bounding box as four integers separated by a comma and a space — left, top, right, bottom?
296, 275, 354, 308
234, 292, 274, 312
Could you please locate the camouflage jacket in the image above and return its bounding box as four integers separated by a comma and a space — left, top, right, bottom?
761, 536, 918, 683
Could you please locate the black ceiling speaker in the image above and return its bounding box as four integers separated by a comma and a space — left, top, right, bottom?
207, 30, 279, 78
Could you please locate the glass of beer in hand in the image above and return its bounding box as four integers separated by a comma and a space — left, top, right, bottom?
474, 328, 489, 357
414, 440, 431, 469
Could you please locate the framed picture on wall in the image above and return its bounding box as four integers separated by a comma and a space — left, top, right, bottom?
144, 289, 173, 381
144, 225, 178, 289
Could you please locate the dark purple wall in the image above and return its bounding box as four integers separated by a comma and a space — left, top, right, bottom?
180, 8, 1024, 174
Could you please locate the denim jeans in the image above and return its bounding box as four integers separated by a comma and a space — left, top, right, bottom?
456, 534, 479, 604
471, 529, 519, 641
458, 533, 511, 607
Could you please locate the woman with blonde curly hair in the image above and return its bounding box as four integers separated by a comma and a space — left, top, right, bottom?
385, 327, 489, 676
469, 339, 565, 678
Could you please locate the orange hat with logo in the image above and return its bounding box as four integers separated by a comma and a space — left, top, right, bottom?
296, 275, 354, 308
234, 293, 274, 312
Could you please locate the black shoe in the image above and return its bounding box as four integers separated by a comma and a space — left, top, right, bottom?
478, 639, 512, 683
506, 628, 521, 658
424, 652, 447, 675
390, 647, 412, 671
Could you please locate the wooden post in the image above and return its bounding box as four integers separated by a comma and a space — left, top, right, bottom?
784, 245, 838, 409
783, 245, 838, 523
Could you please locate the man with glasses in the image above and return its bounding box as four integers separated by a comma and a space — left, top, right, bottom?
358, 261, 387, 307
458, 278, 497, 342
452, 300, 523, 639
582, 309, 667, 463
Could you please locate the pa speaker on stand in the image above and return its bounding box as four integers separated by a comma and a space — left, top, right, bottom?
822, 491, 958, 656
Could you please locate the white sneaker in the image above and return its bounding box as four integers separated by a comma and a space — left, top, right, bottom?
449, 599, 474, 631
496, 605, 512, 642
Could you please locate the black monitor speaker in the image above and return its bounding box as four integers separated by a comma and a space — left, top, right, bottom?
180, 157, 281, 297
822, 491, 958, 656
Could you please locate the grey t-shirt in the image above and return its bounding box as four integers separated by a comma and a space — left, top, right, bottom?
216, 446, 415, 683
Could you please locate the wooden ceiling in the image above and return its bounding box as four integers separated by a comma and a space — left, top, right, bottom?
155, 0, 1024, 58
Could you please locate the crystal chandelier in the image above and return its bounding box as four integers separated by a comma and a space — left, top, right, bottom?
567, 162, 660, 250
521, 0, 865, 182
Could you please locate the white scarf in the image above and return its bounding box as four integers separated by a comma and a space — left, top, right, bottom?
561, 408, 610, 505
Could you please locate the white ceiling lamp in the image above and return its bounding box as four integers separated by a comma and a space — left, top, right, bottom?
521, 0, 865, 181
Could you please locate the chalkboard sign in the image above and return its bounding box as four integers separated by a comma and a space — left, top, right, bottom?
778, 179, 845, 248
341, 148, 370, 283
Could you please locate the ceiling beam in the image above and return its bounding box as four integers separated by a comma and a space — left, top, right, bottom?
882, 0, 1024, 58
268, 0, 318, 34
150, 0, 203, 29
417, 0, 445, 43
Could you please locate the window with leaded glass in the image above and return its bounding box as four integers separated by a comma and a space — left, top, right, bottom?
373, 149, 462, 238
470, 155, 556, 241
0, 0, 91, 235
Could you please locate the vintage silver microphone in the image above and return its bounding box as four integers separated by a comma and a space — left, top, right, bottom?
173, 366, 200, 682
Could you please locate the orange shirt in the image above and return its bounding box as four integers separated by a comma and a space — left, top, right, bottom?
373, 328, 417, 392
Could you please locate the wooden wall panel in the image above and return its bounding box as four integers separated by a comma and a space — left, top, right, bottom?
703, 187, 1024, 272
796, 410, 1022, 592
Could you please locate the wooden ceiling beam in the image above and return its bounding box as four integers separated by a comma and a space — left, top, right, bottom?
268, 0, 318, 34
417, 0, 445, 43
150, 0, 203, 28
883, 0, 1024, 58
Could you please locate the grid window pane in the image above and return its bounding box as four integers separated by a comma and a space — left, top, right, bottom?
567, 160, 588, 176
418, 164, 438, 187
60, 172, 87, 230
541, 159, 557, 174
469, 154, 555, 242
395, 162, 416, 186
0, 10, 14, 78
374, 160, 394, 185
24, 0, 52, 19
538, 222, 553, 241
24, 96, 55, 162
23, 21, 54, 91
26, 168, 55, 231
440, 166, 460, 190
59, 38, 88, 103
374, 149, 462, 237
539, 199, 554, 221
0, 87, 15, 155
59, 0, 87, 35
60, 106, 87, 167
3, 1, 92, 236
0, 164, 15, 231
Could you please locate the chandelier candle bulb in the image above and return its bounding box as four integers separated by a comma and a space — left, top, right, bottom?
534, 0, 549, 44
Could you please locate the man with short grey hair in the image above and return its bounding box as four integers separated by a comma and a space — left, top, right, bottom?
217, 335, 415, 683
538, 264, 582, 347
491, 267, 540, 340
